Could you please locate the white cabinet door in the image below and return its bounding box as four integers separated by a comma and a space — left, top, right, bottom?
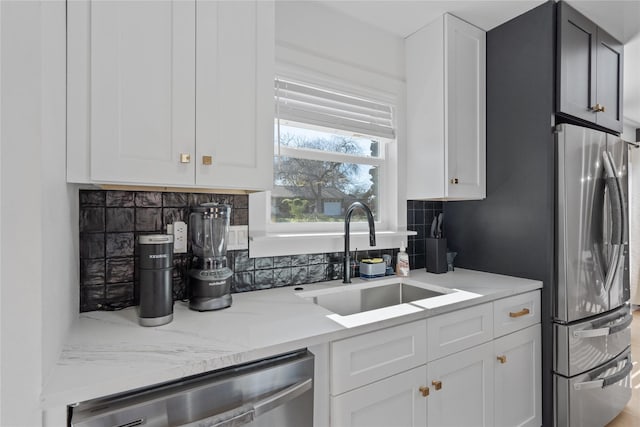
444, 14, 486, 199
494, 325, 541, 427
427, 341, 494, 427
405, 13, 486, 200
90, 0, 196, 185
331, 366, 428, 427
195, 0, 274, 190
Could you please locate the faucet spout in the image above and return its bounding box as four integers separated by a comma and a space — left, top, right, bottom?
343, 202, 376, 284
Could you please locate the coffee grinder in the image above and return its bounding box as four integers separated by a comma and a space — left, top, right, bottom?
188, 203, 233, 311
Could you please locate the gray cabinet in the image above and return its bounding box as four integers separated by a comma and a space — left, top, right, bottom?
558, 2, 623, 133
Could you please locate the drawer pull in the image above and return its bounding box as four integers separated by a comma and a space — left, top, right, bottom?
509, 308, 530, 318
419, 386, 430, 397
202, 155, 213, 165
432, 380, 442, 390
497, 355, 507, 364
180, 153, 191, 164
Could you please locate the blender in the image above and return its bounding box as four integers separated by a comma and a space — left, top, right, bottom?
188, 203, 233, 311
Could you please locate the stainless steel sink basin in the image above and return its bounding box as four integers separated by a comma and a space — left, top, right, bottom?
306, 283, 447, 316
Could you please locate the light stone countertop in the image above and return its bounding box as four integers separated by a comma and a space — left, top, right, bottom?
41, 268, 542, 410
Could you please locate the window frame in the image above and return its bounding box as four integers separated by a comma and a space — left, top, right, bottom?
248, 66, 412, 257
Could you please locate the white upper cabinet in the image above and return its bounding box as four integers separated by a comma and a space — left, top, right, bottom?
67, 0, 274, 190
195, 1, 274, 189
89, 1, 196, 186
405, 14, 486, 200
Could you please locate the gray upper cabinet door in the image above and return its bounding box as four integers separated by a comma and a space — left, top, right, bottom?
558, 2, 624, 133
595, 29, 623, 132
558, 2, 597, 123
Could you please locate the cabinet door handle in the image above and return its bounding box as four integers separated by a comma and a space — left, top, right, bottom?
202, 155, 213, 165
419, 386, 430, 397
509, 308, 530, 318
432, 380, 442, 390
497, 355, 507, 364
450, 178, 459, 184
591, 103, 606, 113
180, 153, 191, 164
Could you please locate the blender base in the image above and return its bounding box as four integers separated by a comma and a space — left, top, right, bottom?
189, 294, 232, 311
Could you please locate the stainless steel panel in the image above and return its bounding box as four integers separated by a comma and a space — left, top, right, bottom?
556, 124, 629, 322
554, 347, 632, 427
554, 304, 631, 376
70, 350, 314, 427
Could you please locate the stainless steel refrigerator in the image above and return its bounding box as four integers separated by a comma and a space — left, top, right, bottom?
553, 123, 632, 427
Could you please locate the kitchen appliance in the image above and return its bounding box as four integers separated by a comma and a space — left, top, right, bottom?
447, 123, 633, 427
68, 349, 315, 427
137, 234, 174, 327
188, 203, 233, 311
552, 123, 632, 426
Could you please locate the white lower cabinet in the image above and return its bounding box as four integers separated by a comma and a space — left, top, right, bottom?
494, 324, 542, 427
328, 291, 542, 427
331, 366, 428, 427
427, 341, 495, 427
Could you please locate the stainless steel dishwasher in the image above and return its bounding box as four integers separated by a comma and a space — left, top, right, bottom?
69, 349, 314, 427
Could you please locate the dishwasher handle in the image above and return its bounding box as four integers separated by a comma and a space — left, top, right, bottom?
179, 378, 313, 427
254, 377, 313, 417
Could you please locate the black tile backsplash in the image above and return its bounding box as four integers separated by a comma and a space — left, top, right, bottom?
79, 189, 399, 312
406, 200, 444, 271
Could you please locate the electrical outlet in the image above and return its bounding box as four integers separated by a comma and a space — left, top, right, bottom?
172, 221, 187, 253
228, 225, 249, 250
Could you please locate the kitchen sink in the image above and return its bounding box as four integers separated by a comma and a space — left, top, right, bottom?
304, 282, 448, 316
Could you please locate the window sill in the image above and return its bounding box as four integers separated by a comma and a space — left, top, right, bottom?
248, 229, 417, 258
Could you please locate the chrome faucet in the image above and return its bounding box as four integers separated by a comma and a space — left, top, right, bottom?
343, 202, 376, 284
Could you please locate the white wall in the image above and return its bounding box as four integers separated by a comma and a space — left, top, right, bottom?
623, 119, 640, 305
1, 2, 44, 424
624, 34, 640, 125
39, 0, 78, 396
275, 1, 405, 85
1, 1, 75, 425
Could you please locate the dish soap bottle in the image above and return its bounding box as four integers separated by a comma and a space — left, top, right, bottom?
396, 242, 410, 277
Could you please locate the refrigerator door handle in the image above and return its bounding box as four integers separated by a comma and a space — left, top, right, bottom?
573, 353, 632, 391
572, 311, 633, 338
601, 150, 625, 294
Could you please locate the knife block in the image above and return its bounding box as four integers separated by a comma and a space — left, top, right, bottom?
426, 238, 448, 274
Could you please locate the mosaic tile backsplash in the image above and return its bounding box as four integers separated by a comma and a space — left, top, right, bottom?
406, 201, 445, 270
78, 189, 399, 312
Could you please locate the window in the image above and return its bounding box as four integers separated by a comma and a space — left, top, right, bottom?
248, 74, 410, 257
272, 78, 395, 228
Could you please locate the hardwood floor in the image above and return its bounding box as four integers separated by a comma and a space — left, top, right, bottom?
606, 308, 640, 427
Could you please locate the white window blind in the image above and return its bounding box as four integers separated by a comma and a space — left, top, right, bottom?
275, 78, 395, 140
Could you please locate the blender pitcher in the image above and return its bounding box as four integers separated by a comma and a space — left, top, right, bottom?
190, 203, 231, 270
188, 203, 233, 311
